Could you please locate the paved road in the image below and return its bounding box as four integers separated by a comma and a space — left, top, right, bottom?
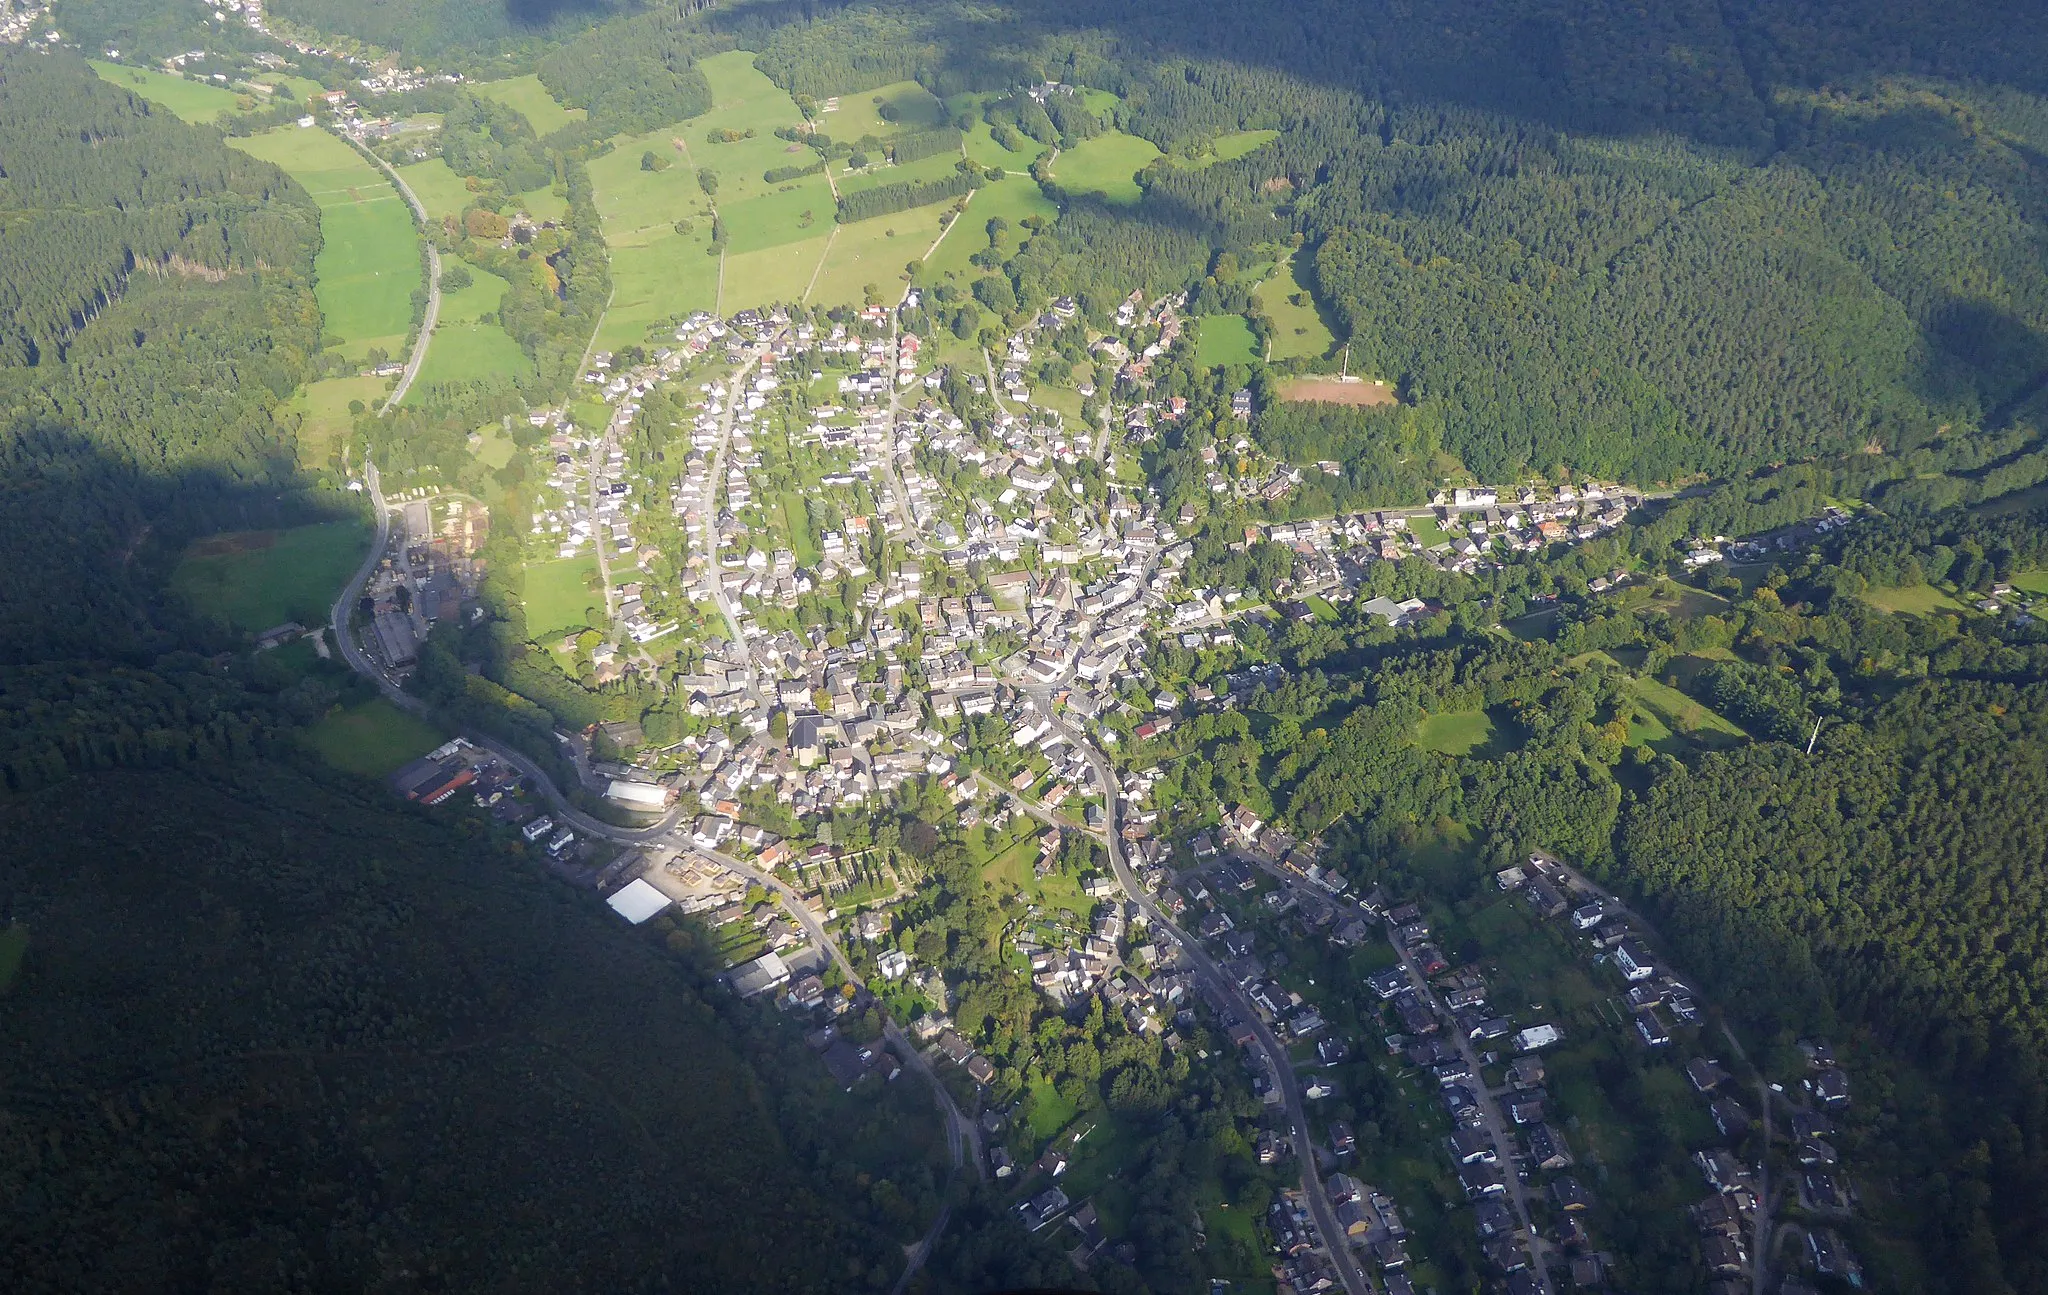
1026, 686, 1373, 1295
345, 137, 440, 410
697, 338, 779, 707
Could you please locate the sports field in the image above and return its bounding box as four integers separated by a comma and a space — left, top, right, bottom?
409, 258, 530, 394
1255, 252, 1338, 361
1050, 131, 1162, 203
396, 156, 474, 223
471, 74, 584, 136
303, 698, 449, 779
171, 521, 370, 631
1278, 375, 1398, 406
91, 61, 244, 122
1195, 315, 1260, 368
523, 554, 601, 637
230, 127, 421, 363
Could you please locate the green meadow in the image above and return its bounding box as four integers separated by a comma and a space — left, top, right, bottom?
1050, 130, 1162, 203
396, 156, 475, 223
1179, 128, 1280, 170
303, 698, 449, 779
811, 202, 950, 308
171, 521, 370, 631
1254, 252, 1338, 361
826, 80, 948, 139
408, 258, 530, 395
471, 74, 584, 136
230, 127, 421, 363
523, 554, 602, 637
290, 374, 389, 462
920, 174, 1057, 285
90, 60, 245, 122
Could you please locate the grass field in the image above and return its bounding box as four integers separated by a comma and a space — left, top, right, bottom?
171, 521, 369, 631
811, 203, 949, 308
1863, 582, 1967, 614
230, 127, 420, 363
1415, 709, 1496, 756
409, 258, 530, 394
827, 80, 948, 140
290, 374, 388, 463
1254, 252, 1338, 361
720, 177, 837, 254
726, 236, 832, 310
960, 111, 1049, 172
0, 924, 27, 995
920, 176, 1055, 285
586, 124, 723, 350
1628, 675, 1746, 750
1181, 128, 1280, 170
2012, 570, 2048, 596
471, 74, 584, 136
302, 698, 448, 778
1050, 131, 1162, 203
1195, 314, 1260, 368
396, 156, 474, 223
523, 554, 601, 636
91, 61, 245, 122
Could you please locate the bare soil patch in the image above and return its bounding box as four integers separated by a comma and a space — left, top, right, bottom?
1277, 376, 1399, 407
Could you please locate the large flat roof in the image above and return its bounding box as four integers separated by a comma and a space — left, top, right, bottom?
606, 878, 671, 925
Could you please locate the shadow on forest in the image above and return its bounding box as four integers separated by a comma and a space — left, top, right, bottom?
0, 425, 355, 665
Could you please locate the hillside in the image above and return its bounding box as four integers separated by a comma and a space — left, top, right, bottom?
0, 761, 887, 1293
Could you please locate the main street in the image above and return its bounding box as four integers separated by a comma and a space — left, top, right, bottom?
1024, 681, 1375, 1295
696, 335, 781, 707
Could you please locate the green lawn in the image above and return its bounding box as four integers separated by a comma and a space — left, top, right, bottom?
1254, 251, 1338, 361
470, 74, 584, 136
834, 150, 963, 197
170, 521, 370, 632
2012, 570, 2048, 596
1050, 131, 1162, 203
1195, 314, 1260, 368
302, 698, 448, 778
1415, 709, 1496, 756
1863, 582, 1967, 615
229, 127, 420, 363
1023, 1073, 1080, 1142
409, 257, 530, 395
91, 61, 245, 122
523, 555, 602, 637
721, 177, 838, 254
725, 237, 831, 311
396, 156, 474, 223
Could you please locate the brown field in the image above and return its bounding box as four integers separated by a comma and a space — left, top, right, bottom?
1278, 376, 1399, 406
189, 530, 278, 556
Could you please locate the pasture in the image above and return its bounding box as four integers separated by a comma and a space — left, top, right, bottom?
959, 110, 1049, 171
1277, 375, 1398, 406
920, 175, 1055, 284
1254, 253, 1338, 361
396, 156, 474, 223
810, 203, 950, 308
1195, 315, 1260, 368
826, 80, 948, 140
230, 127, 421, 363
523, 554, 601, 636
291, 374, 388, 461
1628, 676, 1746, 751
726, 237, 831, 309
1050, 131, 1162, 203
2011, 570, 2048, 596
91, 61, 244, 122
408, 258, 530, 394
303, 699, 448, 779
471, 74, 584, 136
171, 521, 369, 631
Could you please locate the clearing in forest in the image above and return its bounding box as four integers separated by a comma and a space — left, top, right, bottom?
1050, 130, 1163, 203
470, 74, 584, 136
1254, 252, 1338, 360
230, 127, 421, 364
171, 521, 370, 631
1195, 315, 1260, 368
1862, 583, 1967, 614
303, 698, 449, 778
1415, 709, 1498, 756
